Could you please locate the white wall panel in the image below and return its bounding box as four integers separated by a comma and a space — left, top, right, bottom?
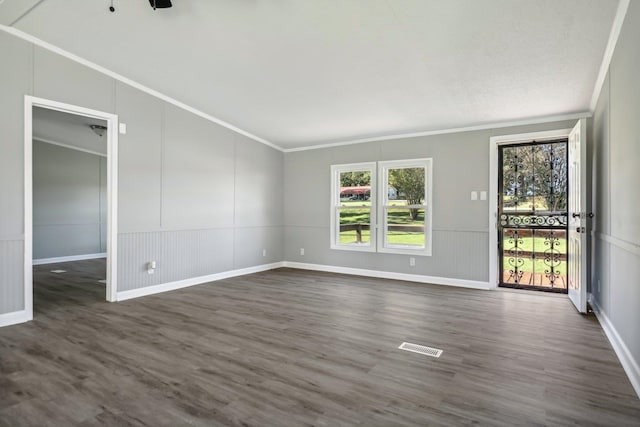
33, 46, 114, 114
115, 82, 163, 232
99, 157, 107, 252
234, 226, 284, 269
34, 224, 102, 259
163, 105, 235, 229
33, 141, 101, 224
593, 73, 611, 237
32, 141, 105, 259
234, 134, 284, 227
591, 0, 640, 397
609, 8, 640, 245
283, 150, 332, 228
0, 32, 31, 238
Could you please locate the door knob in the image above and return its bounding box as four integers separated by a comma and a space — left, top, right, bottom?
588, 212, 594, 218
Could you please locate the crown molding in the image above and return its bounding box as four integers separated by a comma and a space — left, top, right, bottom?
283, 112, 591, 153
589, 0, 630, 111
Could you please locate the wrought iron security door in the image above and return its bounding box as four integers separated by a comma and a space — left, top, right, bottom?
498, 140, 569, 292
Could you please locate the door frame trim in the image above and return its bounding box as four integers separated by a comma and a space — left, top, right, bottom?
24, 96, 119, 320
488, 128, 572, 289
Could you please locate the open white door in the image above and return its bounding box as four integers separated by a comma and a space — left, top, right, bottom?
567, 119, 588, 313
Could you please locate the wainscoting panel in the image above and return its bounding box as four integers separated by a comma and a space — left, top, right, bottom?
117, 231, 162, 291
0, 239, 24, 314
118, 228, 237, 292
160, 228, 234, 284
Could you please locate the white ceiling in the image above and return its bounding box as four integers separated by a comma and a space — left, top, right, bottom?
33, 107, 108, 156
1, 0, 620, 149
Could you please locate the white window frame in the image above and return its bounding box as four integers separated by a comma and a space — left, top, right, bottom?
330, 159, 433, 256
378, 158, 432, 256
330, 162, 377, 252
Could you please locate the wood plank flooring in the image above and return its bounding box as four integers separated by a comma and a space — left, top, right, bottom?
0, 260, 638, 426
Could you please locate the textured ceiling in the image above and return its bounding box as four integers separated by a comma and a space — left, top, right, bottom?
1, 0, 620, 149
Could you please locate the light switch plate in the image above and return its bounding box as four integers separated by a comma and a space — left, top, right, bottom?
480, 191, 487, 201
471, 191, 478, 201
119, 123, 127, 134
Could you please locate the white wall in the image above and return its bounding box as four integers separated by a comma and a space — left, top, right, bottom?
0, 29, 284, 317
33, 140, 107, 260
591, 0, 640, 397
282, 120, 577, 285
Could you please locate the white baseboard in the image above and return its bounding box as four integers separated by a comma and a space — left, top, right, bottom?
0, 310, 31, 327
282, 261, 492, 290
33, 252, 107, 265
116, 262, 285, 301
116, 260, 490, 302
591, 297, 640, 399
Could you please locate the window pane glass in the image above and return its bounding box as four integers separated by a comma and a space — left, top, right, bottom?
339, 208, 371, 244
339, 171, 371, 202
386, 207, 425, 247
502, 146, 531, 212
535, 143, 567, 212
387, 167, 425, 204
501, 142, 566, 212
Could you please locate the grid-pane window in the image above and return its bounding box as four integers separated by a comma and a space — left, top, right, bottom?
330, 159, 432, 256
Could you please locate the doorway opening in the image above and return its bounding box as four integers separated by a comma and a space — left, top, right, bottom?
24, 96, 118, 320
489, 121, 588, 312
498, 139, 569, 292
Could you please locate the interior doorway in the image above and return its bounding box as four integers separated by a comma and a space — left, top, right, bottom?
24, 96, 118, 320
497, 139, 569, 292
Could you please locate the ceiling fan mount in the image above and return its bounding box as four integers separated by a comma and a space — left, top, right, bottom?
149, 0, 172, 10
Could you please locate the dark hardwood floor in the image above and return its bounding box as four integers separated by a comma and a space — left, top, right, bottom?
0, 260, 638, 426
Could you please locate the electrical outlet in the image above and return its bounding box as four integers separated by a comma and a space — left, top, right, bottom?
262, 249, 267, 257
409, 257, 416, 267
300, 248, 305, 256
